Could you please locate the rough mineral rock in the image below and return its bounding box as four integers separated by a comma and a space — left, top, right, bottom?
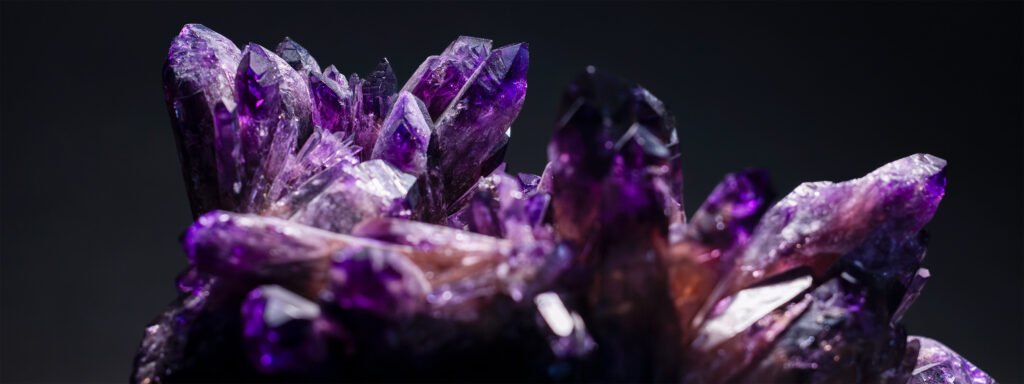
141, 24, 996, 384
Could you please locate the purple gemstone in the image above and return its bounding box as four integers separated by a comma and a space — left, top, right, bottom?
274, 37, 320, 145
402, 36, 493, 119
327, 245, 430, 317
184, 210, 355, 296
370, 91, 433, 175
275, 37, 320, 77
533, 292, 596, 359
234, 43, 312, 212
433, 42, 528, 206
908, 336, 996, 384
360, 58, 398, 120
162, 24, 241, 216
265, 127, 360, 206
724, 154, 947, 296
308, 69, 355, 137
680, 169, 774, 251
241, 285, 328, 374
287, 160, 416, 233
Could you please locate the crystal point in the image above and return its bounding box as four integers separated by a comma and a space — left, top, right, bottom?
370, 91, 433, 175
163, 24, 242, 216
147, 27, 993, 384
908, 336, 996, 384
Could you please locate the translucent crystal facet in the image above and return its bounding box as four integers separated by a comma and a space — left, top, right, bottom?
141, 25, 995, 384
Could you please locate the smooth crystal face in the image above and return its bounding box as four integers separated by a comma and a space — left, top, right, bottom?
137, 24, 995, 384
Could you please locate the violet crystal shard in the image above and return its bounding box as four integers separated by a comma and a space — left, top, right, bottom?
136, 24, 997, 384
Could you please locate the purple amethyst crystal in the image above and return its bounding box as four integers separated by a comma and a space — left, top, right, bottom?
327, 245, 430, 317
138, 25, 996, 384
163, 24, 242, 216
275, 37, 320, 77
370, 91, 433, 175
908, 336, 996, 384
241, 285, 329, 374
402, 36, 493, 119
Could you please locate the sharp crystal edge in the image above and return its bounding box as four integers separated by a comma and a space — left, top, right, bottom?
137, 24, 996, 384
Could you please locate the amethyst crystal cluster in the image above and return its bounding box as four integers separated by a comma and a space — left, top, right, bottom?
134, 24, 996, 383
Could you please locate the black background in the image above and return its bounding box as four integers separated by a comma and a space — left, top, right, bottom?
1, 2, 1021, 382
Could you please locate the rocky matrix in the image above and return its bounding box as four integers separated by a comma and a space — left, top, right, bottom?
137, 24, 995, 383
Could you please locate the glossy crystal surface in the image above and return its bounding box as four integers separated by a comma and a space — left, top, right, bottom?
137, 24, 995, 384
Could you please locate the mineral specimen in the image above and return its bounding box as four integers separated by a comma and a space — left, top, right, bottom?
138, 24, 996, 383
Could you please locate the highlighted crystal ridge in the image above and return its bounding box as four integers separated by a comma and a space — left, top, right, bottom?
137, 24, 995, 383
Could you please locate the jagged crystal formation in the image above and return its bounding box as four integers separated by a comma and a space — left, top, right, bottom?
138, 24, 996, 383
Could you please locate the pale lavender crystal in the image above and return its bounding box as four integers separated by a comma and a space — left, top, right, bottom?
265, 127, 360, 205
148, 26, 997, 383
691, 273, 814, 352
908, 336, 996, 384
275, 37, 320, 77
533, 292, 596, 358
163, 24, 241, 216
517, 173, 541, 194
327, 245, 430, 317
370, 91, 433, 175
684, 289, 813, 383
323, 64, 345, 84
347, 72, 385, 160
434, 42, 529, 204
184, 211, 354, 296
718, 154, 946, 298
241, 285, 328, 374
287, 160, 416, 233
234, 43, 313, 212
402, 36, 493, 119
274, 37, 320, 145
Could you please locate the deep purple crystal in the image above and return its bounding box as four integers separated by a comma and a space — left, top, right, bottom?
141, 25, 996, 384
327, 245, 430, 317
370, 91, 433, 175
241, 285, 328, 374
908, 336, 996, 384
402, 36, 493, 119
234, 43, 312, 212
163, 24, 242, 216
433, 42, 529, 207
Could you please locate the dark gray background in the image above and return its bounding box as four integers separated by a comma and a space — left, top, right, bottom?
1, 2, 1021, 382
